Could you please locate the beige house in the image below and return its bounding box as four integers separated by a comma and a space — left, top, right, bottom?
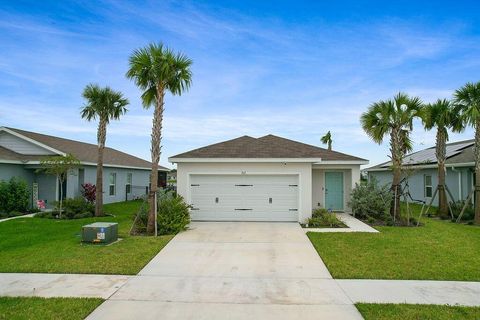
169, 135, 368, 222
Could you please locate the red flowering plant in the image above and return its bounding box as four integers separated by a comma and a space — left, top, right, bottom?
81, 183, 96, 203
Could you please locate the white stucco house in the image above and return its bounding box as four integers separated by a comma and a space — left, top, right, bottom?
169, 135, 368, 222
0, 126, 169, 208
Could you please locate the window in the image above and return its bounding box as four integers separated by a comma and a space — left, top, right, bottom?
109, 173, 116, 196
424, 175, 432, 198
126, 173, 132, 194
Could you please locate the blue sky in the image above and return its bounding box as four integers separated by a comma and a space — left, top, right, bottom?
1, 1, 480, 168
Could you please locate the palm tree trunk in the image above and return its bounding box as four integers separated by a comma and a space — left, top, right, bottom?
147, 85, 165, 235
475, 120, 480, 225
95, 119, 107, 217
328, 141, 332, 150
390, 128, 402, 220
436, 128, 448, 218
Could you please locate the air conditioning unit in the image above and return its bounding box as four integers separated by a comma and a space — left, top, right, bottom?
82, 222, 118, 244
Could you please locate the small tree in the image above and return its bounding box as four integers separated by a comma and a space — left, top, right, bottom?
321, 131, 333, 150
39, 154, 80, 218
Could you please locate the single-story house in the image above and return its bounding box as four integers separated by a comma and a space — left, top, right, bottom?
169, 134, 368, 222
365, 139, 475, 206
0, 126, 169, 208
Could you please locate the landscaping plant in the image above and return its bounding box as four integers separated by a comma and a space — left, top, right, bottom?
306, 208, 345, 228
453, 81, 480, 225
421, 99, 463, 218
126, 42, 192, 235
81, 183, 96, 204
361, 93, 423, 221
38, 154, 80, 219
0, 177, 30, 215
348, 179, 392, 221
156, 190, 191, 235
81, 84, 129, 217
36, 197, 94, 219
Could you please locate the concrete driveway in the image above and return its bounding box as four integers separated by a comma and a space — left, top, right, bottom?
87, 222, 362, 320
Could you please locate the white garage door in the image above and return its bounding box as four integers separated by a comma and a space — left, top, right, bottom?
189, 174, 298, 221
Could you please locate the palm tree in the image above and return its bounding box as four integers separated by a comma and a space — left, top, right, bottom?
321, 131, 332, 150
361, 92, 423, 220
81, 84, 129, 217
126, 43, 192, 235
453, 81, 480, 225
421, 99, 463, 219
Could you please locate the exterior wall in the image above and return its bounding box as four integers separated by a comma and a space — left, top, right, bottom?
37, 174, 57, 207
368, 167, 475, 206
312, 164, 361, 212
0, 131, 54, 155
176, 162, 313, 222
0, 163, 35, 184
81, 165, 151, 204
1, 162, 153, 207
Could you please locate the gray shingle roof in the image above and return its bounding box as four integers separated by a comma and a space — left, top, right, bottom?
366, 139, 475, 171
2, 127, 169, 171
170, 134, 366, 161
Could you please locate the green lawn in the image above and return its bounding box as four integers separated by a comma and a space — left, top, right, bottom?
308, 204, 480, 280
357, 303, 480, 320
0, 201, 173, 275
0, 297, 103, 320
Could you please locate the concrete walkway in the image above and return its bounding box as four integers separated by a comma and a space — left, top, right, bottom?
87, 222, 363, 320
337, 279, 480, 306
0, 273, 131, 299
0, 213, 35, 223
304, 213, 379, 233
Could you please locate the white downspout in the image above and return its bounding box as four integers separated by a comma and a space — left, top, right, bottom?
451, 167, 462, 201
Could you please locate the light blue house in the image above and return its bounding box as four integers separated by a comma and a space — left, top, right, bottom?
365, 139, 475, 206
0, 127, 169, 208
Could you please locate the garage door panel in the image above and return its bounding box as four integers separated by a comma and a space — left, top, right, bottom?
189, 174, 298, 221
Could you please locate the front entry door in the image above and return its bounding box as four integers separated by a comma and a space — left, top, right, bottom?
325, 172, 344, 211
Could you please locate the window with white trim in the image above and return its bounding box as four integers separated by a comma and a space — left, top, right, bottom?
126, 173, 132, 194
424, 174, 432, 198
109, 172, 116, 196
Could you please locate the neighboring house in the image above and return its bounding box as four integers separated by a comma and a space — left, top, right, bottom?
167, 169, 177, 186
365, 139, 475, 206
0, 127, 169, 208
169, 134, 368, 222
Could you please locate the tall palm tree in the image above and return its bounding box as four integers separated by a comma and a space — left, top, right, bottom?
453, 81, 480, 225
81, 84, 129, 217
126, 43, 192, 235
361, 92, 423, 220
321, 131, 333, 150
421, 99, 463, 219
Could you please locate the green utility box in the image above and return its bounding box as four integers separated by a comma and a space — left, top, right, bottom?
82, 222, 118, 244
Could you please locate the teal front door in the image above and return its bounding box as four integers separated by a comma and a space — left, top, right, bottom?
325, 172, 344, 211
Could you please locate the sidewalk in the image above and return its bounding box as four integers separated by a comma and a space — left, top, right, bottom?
1, 273, 479, 307
0, 273, 131, 299
337, 279, 480, 306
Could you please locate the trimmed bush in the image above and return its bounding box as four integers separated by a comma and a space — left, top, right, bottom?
348, 179, 392, 220
306, 208, 345, 228
450, 200, 475, 221
157, 190, 191, 235
0, 178, 30, 214
36, 197, 94, 219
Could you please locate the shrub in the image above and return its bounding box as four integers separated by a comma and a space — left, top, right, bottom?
44, 197, 94, 219
348, 179, 392, 220
81, 183, 96, 203
156, 190, 191, 235
450, 200, 475, 221
0, 178, 30, 213
307, 208, 345, 228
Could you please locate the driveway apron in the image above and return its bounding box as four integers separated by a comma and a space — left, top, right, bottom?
87, 222, 362, 319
